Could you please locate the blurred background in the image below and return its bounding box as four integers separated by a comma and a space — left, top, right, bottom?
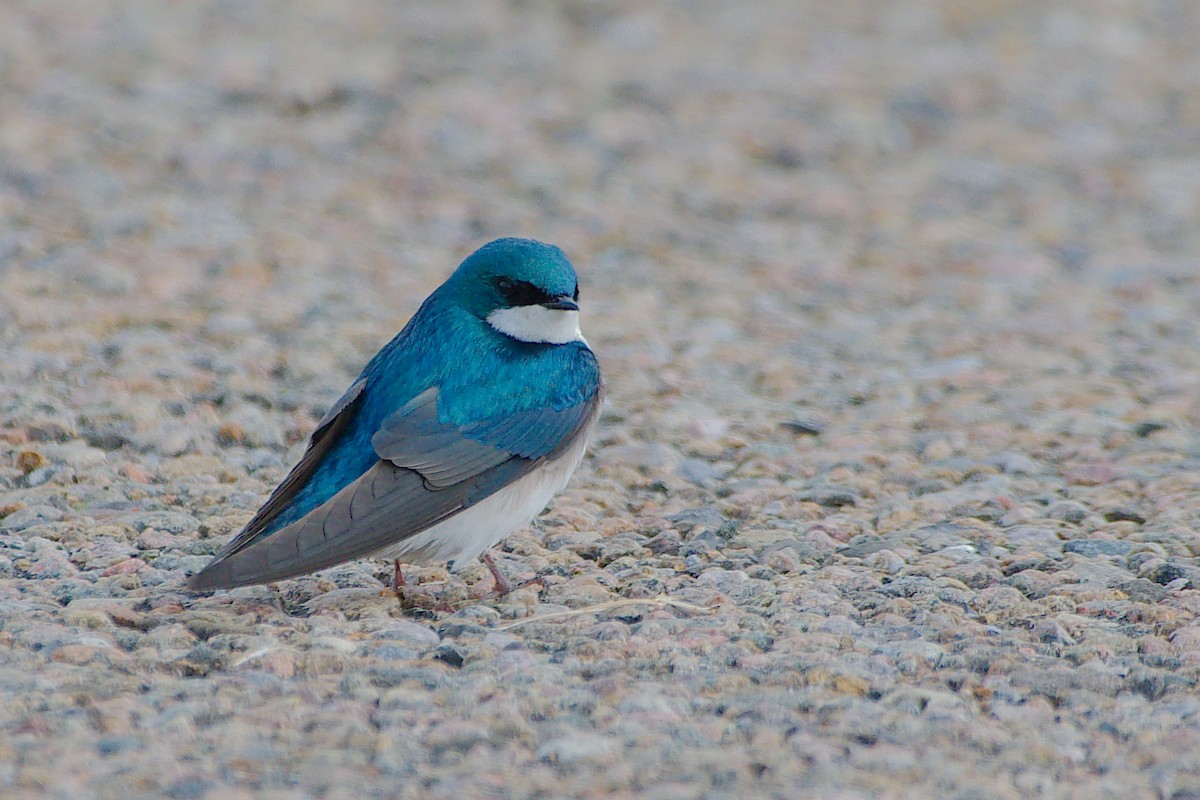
2, 2, 1200, 797
2, 0, 1197, 447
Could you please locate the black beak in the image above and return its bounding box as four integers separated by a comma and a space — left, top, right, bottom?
541, 296, 578, 312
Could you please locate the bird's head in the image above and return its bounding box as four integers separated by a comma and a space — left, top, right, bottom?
446, 238, 583, 345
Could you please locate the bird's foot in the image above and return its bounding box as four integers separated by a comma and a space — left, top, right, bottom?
480, 551, 544, 599
391, 560, 454, 612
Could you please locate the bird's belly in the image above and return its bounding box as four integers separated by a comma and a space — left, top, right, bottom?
372, 429, 591, 569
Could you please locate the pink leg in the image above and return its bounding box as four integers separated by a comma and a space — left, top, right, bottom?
481, 551, 513, 595
391, 559, 454, 612
481, 551, 543, 597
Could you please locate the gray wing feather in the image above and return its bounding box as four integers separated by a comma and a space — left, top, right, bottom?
199, 378, 368, 565
461, 403, 589, 459
189, 460, 488, 589
371, 388, 513, 488
189, 385, 599, 590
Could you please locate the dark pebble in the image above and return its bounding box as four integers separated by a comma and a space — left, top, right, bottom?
668, 506, 728, 532
432, 644, 465, 668
1128, 668, 1185, 701
780, 420, 822, 436
796, 486, 860, 507
681, 530, 725, 557
1063, 540, 1132, 557
644, 529, 682, 555
1145, 562, 1189, 586
1103, 507, 1146, 524
1133, 421, 1169, 437
166, 776, 212, 800
1116, 579, 1168, 604
1048, 501, 1091, 524
82, 424, 133, 451
95, 736, 140, 757
437, 621, 488, 639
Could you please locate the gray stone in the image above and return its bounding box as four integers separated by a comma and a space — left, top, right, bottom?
0, 505, 64, 530
536, 734, 616, 766
796, 486, 860, 507
118, 511, 201, 534
1063, 540, 1132, 558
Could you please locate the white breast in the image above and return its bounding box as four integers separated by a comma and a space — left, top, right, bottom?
373, 425, 593, 570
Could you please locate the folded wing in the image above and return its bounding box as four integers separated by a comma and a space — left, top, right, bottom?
188, 384, 598, 590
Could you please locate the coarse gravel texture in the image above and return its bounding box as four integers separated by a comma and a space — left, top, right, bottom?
2, 1, 1200, 798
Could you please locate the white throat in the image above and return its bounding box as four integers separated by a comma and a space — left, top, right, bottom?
487, 305, 582, 344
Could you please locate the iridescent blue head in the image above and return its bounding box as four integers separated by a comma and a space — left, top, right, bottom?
446, 238, 584, 345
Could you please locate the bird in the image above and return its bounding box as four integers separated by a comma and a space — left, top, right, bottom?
188, 237, 603, 595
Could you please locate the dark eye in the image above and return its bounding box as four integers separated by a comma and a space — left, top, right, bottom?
494, 277, 545, 306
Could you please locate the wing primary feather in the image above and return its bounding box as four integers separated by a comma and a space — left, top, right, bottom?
189, 380, 602, 591
187, 378, 367, 589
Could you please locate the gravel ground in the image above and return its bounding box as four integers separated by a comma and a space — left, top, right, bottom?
2, 1, 1200, 798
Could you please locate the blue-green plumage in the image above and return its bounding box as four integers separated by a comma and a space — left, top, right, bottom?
188, 238, 602, 591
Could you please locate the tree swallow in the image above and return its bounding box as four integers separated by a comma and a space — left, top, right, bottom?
188, 238, 603, 594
